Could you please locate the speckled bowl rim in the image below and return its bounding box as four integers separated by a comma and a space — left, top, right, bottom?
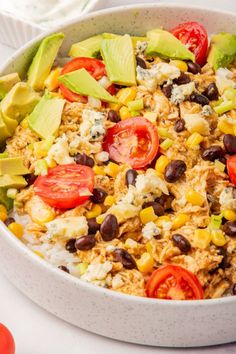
1, 2, 236, 307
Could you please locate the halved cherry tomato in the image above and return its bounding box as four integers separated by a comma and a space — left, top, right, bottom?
146, 265, 204, 300
0, 323, 15, 354
103, 117, 159, 169
34, 164, 94, 210
227, 155, 236, 186
59, 57, 115, 102
171, 21, 208, 66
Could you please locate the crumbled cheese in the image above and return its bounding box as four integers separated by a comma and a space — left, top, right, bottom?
170, 82, 195, 104
202, 105, 213, 117
106, 203, 140, 223
216, 68, 236, 94
136, 168, 169, 195
45, 135, 75, 165
219, 187, 236, 210
142, 221, 160, 240
112, 274, 124, 289
136, 41, 148, 55
183, 114, 210, 135
98, 76, 111, 89
162, 221, 173, 231
95, 151, 109, 162
80, 109, 106, 141
106, 245, 116, 253
81, 261, 112, 282
46, 216, 88, 240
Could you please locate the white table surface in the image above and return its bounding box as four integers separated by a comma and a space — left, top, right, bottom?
1, 1, 236, 353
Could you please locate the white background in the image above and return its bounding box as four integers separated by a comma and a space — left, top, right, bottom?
0, 1, 236, 353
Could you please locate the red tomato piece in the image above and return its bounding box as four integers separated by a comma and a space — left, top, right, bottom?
34, 164, 94, 210
171, 21, 208, 66
0, 324, 15, 354
146, 265, 204, 300
103, 117, 159, 169
227, 155, 236, 186
59, 57, 115, 102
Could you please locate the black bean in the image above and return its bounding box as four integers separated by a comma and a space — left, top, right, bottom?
232, 284, 236, 295
223, 221, 236, 237
4, 217, 15, 227
75, 235, 96, 251
173, 72, 191, 85
74, 153, 94, 167
202, 145, 224, 161
186, 60, 201, 74
100, 214, 119, 241
202, 83, 219, 101
155, 194, 174, 210
108, 110, 120, 123
219, 156, 227, 165
164, 160, 187, 183
24, 173, 37, 186
162, 84, 173, 98
172, 233, 191, 253
90, 188, 107, 204
218, 248, 229, 270
136, 56, 147, 69
87, 217, 100, 234
125, 169, 138, 187
113, 248, 136, 269
65, 239, 77, 253
142, 202, 164, 216
190, 92, 209, 106
174, 119, 185, 132
58, 265, 70, 273
223, 134, 236, 155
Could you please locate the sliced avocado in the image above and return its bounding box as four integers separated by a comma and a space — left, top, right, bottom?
28, 92, 65, 139
69, 35, 102, 58
207, 32, 236, 70
0, 112, 11, 145
101, 34, 136, 86
0, 188, 13, 210
1, 82, 40, 123
58, 68, 118, 103
0, 175, 27, 188
102, 33, 147, 48
146, 29, 195, 61
0, 157, 29, 175
0, 73, 20, 100
28, 33, 64, 91
1, 111, 17, 135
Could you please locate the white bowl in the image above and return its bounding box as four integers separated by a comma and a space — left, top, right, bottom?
1, 3, 236, 347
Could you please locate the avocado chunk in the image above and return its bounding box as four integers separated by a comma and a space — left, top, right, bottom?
28, 92, 65, 139
0, 157, 29, 175
0, 175, 27, 188
69, 35, 103, 58
1, 82, 40, 123
0, 111, 12, 145
0, 73, 20, 100
101, 34, 136, 86
1, 111, 18, 136
28, 33, 64, 91
58, 68, 118, 103
146, 29, 195, 61
102, 33, 147, 47
0, 188, 13, 210
207, 32, 236, 70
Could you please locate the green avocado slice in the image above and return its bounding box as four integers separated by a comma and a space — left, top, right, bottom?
0, 73, 20, 100
69, 35, 103, 58
207, 32, 236, 70
58, 68, 118, 103
0, 157, 29, 175
0, 175, 27, 188
0, 188, 13, 211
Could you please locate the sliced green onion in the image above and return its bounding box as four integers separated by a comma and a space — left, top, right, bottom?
224, 88, 236, 101
158, 127, 173, 139
127, 98, 144, 111
160, 138, 174, 150
35, 159, 48, 176
0, 152, 8, 159
214, 101, 235, 115
130, 110, 140, 117
212, 98, 224, 107
209, 214, 223, 230
7, 188, 18, 199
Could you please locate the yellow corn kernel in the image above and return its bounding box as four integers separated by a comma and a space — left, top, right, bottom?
108, 101, 123, 111
96, 214, 105, 224
172, 213, 190, 230
20, 117, 29, 129
34, 250, 44, 258
211, 230, 227, 247
140, 206, 157, 224
8, 222, 24, 238
170, 60, 188, 72
0, 211, 7, 222
155, 155, 170, 174
117, 87, 137, 105
44, 67, 61, 91
186, 189, 205, 206
155, 215, 171, 228
86, 204, 102, 219
222, 209, 236, 222
193, 229, 211, 249
136, 252, 154, 273
119, 106, 131, 120
104, 195, 116, 207
143, 112, 158, 124
0, 204, 7, 214
217, 120, 233, 134
124, 238, 138, 249
104, 162, 120, 178
146, 241, 153, 255
93, 165, 106, 175
47, 159, 57, 168
215, 159, 225, 172
186, 132, 204, 149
